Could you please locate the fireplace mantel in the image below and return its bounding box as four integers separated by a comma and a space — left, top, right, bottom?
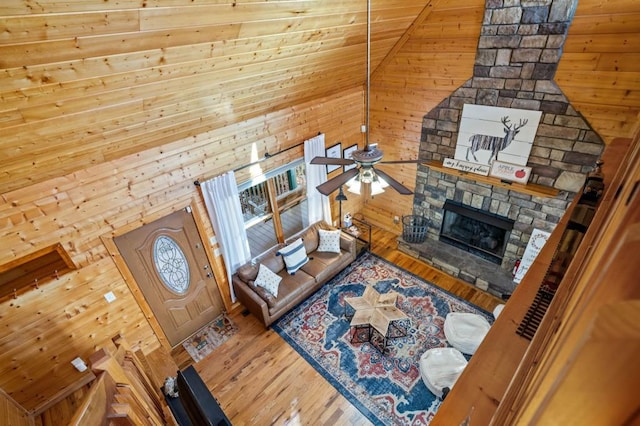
424, 160, 560, 198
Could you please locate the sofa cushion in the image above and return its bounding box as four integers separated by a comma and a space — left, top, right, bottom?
262, 253, 285, 275
254, 264, 282, 297
317, 228, 341, 253
236, 244, 285, 282
277, 238, 309, 274
267, 270, 315, 315
299, 258, 334, 284
301, 250, 346, 283
287, 222, 320, 253
249, 281, 278, 308
299, 225, 320, 253
311, 250, 343, 265
237, 263, 259, 282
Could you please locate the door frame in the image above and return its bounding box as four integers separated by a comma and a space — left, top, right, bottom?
102, 197, 231, 350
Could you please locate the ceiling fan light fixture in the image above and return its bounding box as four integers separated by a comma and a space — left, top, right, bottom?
346, 176, 361, 195
370, 179, 386, 196
359, 167, 376, 184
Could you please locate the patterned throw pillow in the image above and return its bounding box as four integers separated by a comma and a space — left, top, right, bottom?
254, 264, 282, 297
317, 229, 341, 254
277, 238, 309, 274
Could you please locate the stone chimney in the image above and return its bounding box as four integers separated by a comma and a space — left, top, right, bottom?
403, 0, 605, 297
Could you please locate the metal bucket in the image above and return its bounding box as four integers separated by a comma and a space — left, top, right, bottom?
402, 215, 429, 243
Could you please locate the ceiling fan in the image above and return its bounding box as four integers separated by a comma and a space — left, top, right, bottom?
311, 144, 422, 196
310, 0, 422, 197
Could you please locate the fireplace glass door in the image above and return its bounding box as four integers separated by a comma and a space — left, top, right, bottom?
439, 201, 514, 264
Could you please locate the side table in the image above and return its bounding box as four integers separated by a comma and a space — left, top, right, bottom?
342, 217, 371, 255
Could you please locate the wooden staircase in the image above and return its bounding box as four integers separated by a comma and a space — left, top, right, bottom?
70, 335, 176, 425
1, 335, 178, 426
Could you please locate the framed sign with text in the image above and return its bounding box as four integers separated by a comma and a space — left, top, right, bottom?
514, 228, 551, 283
490, 160, 532, 184
442, 158, 490, 176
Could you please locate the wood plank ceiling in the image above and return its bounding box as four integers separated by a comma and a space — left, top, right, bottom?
0, 0, 427, 194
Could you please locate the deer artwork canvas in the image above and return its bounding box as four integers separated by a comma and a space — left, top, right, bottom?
454, 104, 542, 167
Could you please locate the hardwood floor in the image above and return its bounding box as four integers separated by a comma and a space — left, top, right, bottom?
171, 226, 503, 425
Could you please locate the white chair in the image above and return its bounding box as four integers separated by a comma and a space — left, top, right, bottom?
419, 347, 468, 398
493, 303, 505, 319
443, 312, 491, 355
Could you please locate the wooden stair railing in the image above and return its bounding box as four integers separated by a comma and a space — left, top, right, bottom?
1, 386, 34, 426
69, 335, 176, 425
68, 372, 117, 426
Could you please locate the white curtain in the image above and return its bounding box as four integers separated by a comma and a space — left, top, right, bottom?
305, 133, 332, 225
201, 171, 251, 302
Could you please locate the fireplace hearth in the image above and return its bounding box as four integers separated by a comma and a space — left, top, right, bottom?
440, 201, 514, 265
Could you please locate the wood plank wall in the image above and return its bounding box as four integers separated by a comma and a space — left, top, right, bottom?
364, 0, 485, 231
362, 0, 640, 232
556, 0, 640, 140
0, 89, 364, 413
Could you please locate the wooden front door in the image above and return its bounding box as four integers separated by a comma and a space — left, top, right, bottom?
114, 209, 223, 347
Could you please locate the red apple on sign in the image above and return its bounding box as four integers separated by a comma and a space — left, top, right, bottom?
515, 169, 527, 179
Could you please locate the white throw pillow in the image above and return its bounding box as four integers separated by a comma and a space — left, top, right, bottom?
317, 229, 341, 254
277, 238, 309, 274
254, 264, 282, 297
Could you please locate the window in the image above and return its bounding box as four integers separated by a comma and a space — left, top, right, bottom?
153, 235, 190, 294
239, 161, 308, 257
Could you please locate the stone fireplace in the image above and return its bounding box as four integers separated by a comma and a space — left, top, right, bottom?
398, 0, 604, 297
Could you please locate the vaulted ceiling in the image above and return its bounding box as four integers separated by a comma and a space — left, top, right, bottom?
0, 0, 430, 194
2, 1, 639, 196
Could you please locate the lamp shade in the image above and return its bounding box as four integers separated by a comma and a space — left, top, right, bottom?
336, 187, 348, 201
370, 178, 386, 195
346, 176, 361, 195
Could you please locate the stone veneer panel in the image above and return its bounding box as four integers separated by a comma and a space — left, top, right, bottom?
403, 0, 605, 296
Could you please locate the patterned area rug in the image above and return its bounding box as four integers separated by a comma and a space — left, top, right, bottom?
272, 252, 493, 425
182, 313, 238, 363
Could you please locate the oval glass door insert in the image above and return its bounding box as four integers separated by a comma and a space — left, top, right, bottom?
153, 235, 190, 294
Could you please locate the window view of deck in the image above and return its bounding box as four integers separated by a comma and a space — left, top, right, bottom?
240, 163, 308, 258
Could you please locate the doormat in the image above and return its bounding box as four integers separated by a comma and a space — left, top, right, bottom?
182, 313, 238, 363
272, 252, 493, 425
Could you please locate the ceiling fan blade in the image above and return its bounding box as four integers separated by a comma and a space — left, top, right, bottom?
374, 168, 413, 195
316, 168, 359, 196
379, 159, 425, 164
310, 156, 355, 166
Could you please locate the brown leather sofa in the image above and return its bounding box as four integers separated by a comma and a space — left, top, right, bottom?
232, 221, 357, 327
